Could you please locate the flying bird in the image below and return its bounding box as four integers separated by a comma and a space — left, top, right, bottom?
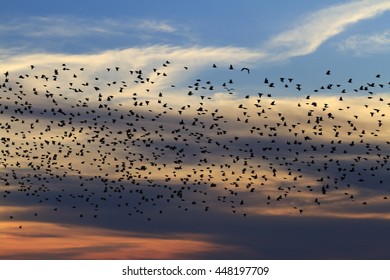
241, 67, 250, 74
0, 61, 388, 227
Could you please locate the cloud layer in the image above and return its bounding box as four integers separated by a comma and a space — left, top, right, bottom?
1, 56, 389, 220
2, 0, 390, 61
1, 0, 390, 260
338, 30, 390, 55
264, 0, 390, 59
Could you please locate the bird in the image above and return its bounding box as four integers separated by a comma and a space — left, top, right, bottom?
241, 67, 250, 74
0, 61, 388, 226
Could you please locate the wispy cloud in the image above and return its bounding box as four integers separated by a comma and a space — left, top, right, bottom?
136, 20, 177, 33
264, 0, 390, 60
0, 16, 114, 38
0, 16, 194, 55
1, 1, 390, 61
0, 45, 263, 78
337, 30, 390, 55
0, 16, 180, 38
0, 221, 235, 259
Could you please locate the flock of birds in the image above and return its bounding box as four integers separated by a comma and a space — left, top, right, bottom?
0, 61, 389, 226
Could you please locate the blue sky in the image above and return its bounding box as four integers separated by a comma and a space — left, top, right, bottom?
1, 0, 390, 260
2, 0, 390, 53
2, 0, 390, 89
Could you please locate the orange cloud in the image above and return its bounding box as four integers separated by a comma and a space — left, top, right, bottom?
0, 221, 236, 259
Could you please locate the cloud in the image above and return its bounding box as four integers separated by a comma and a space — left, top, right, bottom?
1, 1, 390, 61
136, 20, 177, 33
0, 221, 237, 259
1, 52, 388, 222
1, 1, 390, 259
264, 0, 390, 59
0, 16, 196, 55
338, 30, 390, 55
0, 16, 116, 38
1, 51, 389, 259
0, 16, 180, 38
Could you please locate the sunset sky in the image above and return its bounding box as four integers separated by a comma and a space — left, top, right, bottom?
1, 0, 390, 259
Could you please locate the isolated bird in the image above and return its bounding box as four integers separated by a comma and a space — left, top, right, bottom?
241, 67, 250, 74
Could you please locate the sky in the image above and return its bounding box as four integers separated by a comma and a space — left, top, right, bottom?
0, 0, 390, 259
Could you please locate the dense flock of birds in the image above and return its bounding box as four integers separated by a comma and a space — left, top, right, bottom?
0, 61, 389, 226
